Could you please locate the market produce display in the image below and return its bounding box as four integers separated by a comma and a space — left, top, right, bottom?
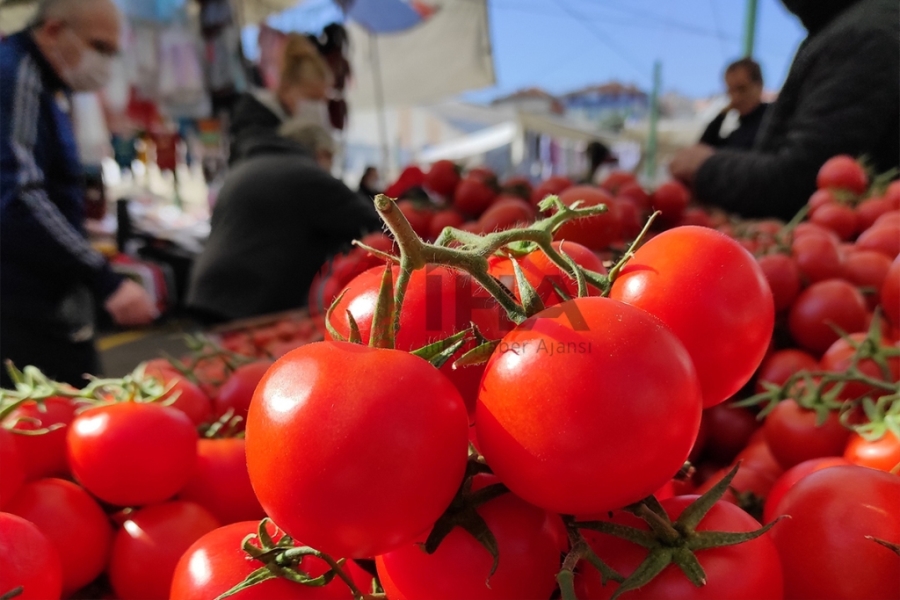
1, 155, 899, 600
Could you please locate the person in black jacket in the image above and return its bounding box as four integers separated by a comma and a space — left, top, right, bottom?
187, 128, 382, 324
670, 0, 899, 221
699, 58, 769, 150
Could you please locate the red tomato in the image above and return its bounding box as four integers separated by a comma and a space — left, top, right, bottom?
792, 233, 843, 283
0, 428, 25, 509
501, 175, 533, 199
874, 210, 900, 228
109, 501, 220, 600
328, 265, 508, 414
769, 465, 900, 599
530, 175, 573, 207
843, 250, 892, 309
376, 487, 561, 599
856, 197, 893, 231
246, 342, 469, 558
651, 181, 690, 220
695, 463, 778, 506
396, 200, 433, 239
844, 431, 900, 473
808, 188, 840, 211
576, 496, 783, 600
0, 512, 63, 600
67, 402, 198, 507
811, 202, 858, 241
793, 221, 841, 244
757, 253, 802, 312
213, 361, 272, 421
171, 521, 370, 600
820, 333, 900, 400
678, 207, 714, 228
610, 226, 774, 407
763, 400, 851, 470
553, 186, 621, 250
454, 177, 497, 218
886, 181, 900, 208
856, 223, 900, 259
816, 155, 868, 194
599, 170, 638, 194
616, 196, 643, 239
475, 297, 702, 515
488, 241, 607, 307
424, 160, 461, 198
7, 478, 112, 594
3, 398, 78, 481
763, 457, 850, 523
734, 438, 785, 481
701, 404, 761, 465
178, 438, 264, 525
477, 197, 535, 232
787, 279, 867, 354
882, 257, 900, 326
756, 349, 819, 392
428, 209, 466, 240
144, 366, 213, 426
617, 181, 651, 211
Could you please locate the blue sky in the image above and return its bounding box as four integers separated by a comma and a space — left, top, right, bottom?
249, 0, 809, 102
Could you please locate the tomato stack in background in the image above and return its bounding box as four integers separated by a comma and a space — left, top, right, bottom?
1, 153, 898, 600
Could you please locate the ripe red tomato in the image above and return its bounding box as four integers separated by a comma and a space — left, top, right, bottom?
756, 349, 819, 392
886, 181, 900, 208
792, 233, 843, 283
454, 176, 497, 218
651, 181, 690, 220
842, 250, 892, 309
844, 431, 900, 472
610, 226, 774, 407
376, 485, 561, 599
881, 257, 900, 326
617, 181, 651, 211
615, 196, 643, 240
757, 253, 802, 312
477, 196, 535, 232
171, 521, 371, 599
475, 297, 702, 515
553, 186, 621, 250
144, 367, 212, 426
695, 463, 778, 506
700, 404, 761, 465
816, 155, 868, 194
428, 209, 466, 240
599, 170, 638, 194
396, 200, 434, 239
811, 202, 858, 241
768, 465, 900, 599
763, 457, 850, 523
530, 175, 572, 207
178, 438, 264, 525
808, 188, 839, 211
820, 333, 900, 400
856, 223, 900, 259
678, 206, 714, 228
734, 438, 784, 481
763, 400, 851, 470
787, 279, 867, 354
246, 342, 469, 558
7, 478, 112, 594
213, 361, 272, 421
424, 160, 461, 198
576, 496, 783, 600
856, 197, 893, 231
0, 512, 63, 600
0, 428, 25, 509
109, 501, 220, 600
67, 402, 198, 507
501, 175, 533, 199
3, 397, 78, 480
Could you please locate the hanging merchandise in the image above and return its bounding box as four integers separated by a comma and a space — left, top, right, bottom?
257, 24, 287, 91
71, 92, 112, 166
158, 26, 210, 116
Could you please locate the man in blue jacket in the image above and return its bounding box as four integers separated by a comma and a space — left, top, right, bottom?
1, 0, 157, 387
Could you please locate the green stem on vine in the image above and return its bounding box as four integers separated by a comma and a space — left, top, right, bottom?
607, 211, 660, 286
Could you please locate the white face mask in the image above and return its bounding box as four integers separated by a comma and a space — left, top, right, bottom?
294, 99, 331, 129
58, 30, 114, 92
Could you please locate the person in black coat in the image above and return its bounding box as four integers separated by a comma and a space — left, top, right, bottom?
187, 127, 382, 324
670, 0, 899, 221
699, 58, 769, 150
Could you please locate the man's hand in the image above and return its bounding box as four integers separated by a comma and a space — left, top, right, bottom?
669, 144, 716, 185
104, 280, 159, 326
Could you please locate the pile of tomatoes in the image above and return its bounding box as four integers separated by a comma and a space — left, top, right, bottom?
2, 154, 899, 600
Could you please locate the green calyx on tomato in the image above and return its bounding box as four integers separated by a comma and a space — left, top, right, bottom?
559, 463, 784, 600
214, 519, 367, 600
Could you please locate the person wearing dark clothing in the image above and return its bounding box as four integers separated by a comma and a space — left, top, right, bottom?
0, 0, 156, 388
699, 58, 769, 150
670, 0, 899, 221
187, 132, 382, 323
358, 166, 382, 198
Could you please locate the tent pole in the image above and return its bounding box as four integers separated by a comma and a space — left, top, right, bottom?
370, 32, 391, 179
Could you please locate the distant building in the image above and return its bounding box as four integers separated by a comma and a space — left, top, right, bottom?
491, 87, 566, 116
561, 82, 649, 131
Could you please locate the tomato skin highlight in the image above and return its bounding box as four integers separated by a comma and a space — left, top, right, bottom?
0, 511, 63, 600
6, 478, 113, 594
66, 402, 199, 507
768, 465, 900, 600
610, 226, 774, 407
246, 341, 469, 558
475, 297, 702, 515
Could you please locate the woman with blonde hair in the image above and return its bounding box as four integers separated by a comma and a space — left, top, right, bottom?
230, 33, 333, 164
